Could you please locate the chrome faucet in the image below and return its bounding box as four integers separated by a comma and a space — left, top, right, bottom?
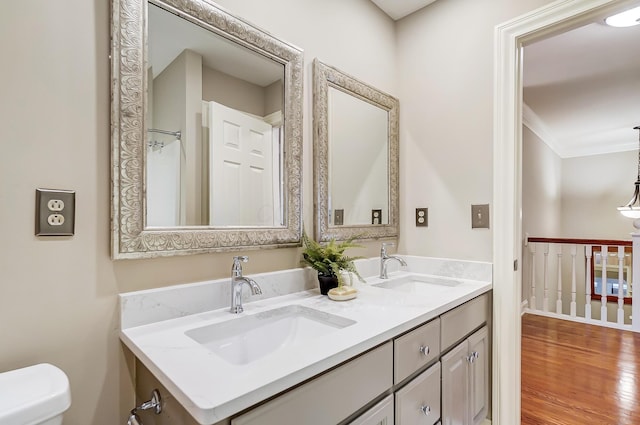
379, 242, 407, 279
230, 256, 262, 314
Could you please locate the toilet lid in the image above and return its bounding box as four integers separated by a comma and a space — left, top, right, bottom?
0, 363, 71, 424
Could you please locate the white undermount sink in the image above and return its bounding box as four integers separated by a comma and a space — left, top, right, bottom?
375, 274, 463, 296
185, 305, 356, 365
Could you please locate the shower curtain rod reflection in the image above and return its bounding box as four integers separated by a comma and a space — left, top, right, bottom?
147, 128, 181, 140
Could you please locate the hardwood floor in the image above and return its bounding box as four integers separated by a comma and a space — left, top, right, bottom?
521, 314, 640, 425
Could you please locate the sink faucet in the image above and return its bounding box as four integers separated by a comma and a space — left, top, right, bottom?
379, 242, 407, 279
230, 256, 262, 314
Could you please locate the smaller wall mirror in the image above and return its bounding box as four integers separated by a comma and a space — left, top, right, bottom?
313, 59, 399, 242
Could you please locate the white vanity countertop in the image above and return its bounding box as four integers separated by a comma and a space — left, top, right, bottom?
120, 264, 491, 424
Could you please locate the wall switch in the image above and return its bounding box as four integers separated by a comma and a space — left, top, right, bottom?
36, 188, 75, 236
416, 208, 428, 227
471, 204, 490, 229
334, 209, 344, 226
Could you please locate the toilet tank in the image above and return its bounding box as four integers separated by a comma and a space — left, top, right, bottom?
0, 363, 71, 425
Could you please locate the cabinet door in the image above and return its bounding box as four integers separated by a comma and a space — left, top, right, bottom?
349, 394, 394, 425
441, 340, 469, 425
395, 362, 440, 425
468, 327, 488, 425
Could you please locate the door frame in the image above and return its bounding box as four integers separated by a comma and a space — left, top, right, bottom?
492, 0, 636, 423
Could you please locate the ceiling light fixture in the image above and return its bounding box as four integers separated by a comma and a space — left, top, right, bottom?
605, 6, 640, 27
618, 126, 640, 220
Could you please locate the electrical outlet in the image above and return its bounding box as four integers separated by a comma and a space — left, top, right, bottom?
35, 188, 75, 236
371, 209, 382, 225
47, 214, 65, 226
47, 199, 65, 211
471, 204, 490, 229
416, 208, 428, 227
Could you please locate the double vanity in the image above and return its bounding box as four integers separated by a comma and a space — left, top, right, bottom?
120, 256, 492, 425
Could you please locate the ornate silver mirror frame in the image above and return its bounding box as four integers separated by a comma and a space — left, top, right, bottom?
111, 0, 303, 259
312, 59, 399, 242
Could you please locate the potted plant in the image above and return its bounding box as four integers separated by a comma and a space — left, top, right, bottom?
301, 231, 365, 296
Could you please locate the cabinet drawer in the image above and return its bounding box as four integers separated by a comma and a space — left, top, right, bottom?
232, 342, 393, 425
440, 293, 489, 352
395, 362, 440, 425
349, 394, 394, 425
394, 318, 440, 384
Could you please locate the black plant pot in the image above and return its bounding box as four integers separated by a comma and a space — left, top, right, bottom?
317, 273, 339, 295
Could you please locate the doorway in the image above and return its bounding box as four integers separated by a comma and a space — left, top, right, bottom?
492, 0, 638, 423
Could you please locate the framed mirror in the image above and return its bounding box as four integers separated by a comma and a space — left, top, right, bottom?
111, 0, 303, 258
312, 59, 399, 242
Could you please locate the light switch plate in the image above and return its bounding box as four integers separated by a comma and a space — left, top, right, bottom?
471, 204, 490, 229
415, 208, 428, 227
334, 209, 344, 226
35, 188, 75, 236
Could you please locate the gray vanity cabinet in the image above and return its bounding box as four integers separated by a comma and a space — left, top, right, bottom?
441, 326, 489, 425
131, 292, 490, 425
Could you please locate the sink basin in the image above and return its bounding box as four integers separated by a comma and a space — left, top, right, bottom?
375, 275, 462, 296
185, 305, 356, 365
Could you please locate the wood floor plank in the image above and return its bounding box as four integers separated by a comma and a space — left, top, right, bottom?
521, 314, 640, 425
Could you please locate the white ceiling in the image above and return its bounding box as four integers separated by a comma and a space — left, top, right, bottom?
369, 0, 437, 20
523, 16, 640, 158
148, 4, 283, 87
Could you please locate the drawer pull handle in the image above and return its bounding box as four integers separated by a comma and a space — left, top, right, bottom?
467, 351, 479, 363
420, 405, 431, 416
419, 345, 430, 356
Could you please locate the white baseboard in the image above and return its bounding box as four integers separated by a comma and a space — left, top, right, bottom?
520, 300, 528, 316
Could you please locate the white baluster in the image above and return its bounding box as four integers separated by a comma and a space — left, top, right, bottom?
632, 234, 640, 331
529, 243, 537, 310
570, 244, 577, 317
601, 245, 608, 323
585, 245, 592, 320
556, 247, 563, 314
543, 244, 550, 312
617, 246, 625, 325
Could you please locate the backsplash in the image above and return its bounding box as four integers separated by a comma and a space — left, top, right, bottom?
120, 255, 492, 329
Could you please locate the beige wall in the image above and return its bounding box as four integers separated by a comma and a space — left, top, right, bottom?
522, 126, 563, 240
561, 150, 637, 239
0, 0, 394, 424
4, 0, 596, 423
202, 66, 268, 117
396, 0, 553, 261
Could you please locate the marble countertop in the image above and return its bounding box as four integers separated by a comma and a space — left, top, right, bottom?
120, 258, 491, 424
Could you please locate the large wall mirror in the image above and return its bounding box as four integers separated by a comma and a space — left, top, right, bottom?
313, 59, 399, 242
111, 0, 303, 258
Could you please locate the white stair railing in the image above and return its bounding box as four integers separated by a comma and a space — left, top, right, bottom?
618, 246, 625, 325
600, 245, 608, 324
556, 249, 563, 315
570, 245, 577, 317
585, 245, 592, 321
524, 237, 633, 331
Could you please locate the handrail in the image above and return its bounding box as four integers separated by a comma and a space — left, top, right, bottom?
527, 237, 632, 247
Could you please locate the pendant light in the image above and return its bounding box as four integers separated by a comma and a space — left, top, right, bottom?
618, 126, 640, 219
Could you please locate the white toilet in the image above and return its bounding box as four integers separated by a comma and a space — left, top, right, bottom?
0, 363, 71, 425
